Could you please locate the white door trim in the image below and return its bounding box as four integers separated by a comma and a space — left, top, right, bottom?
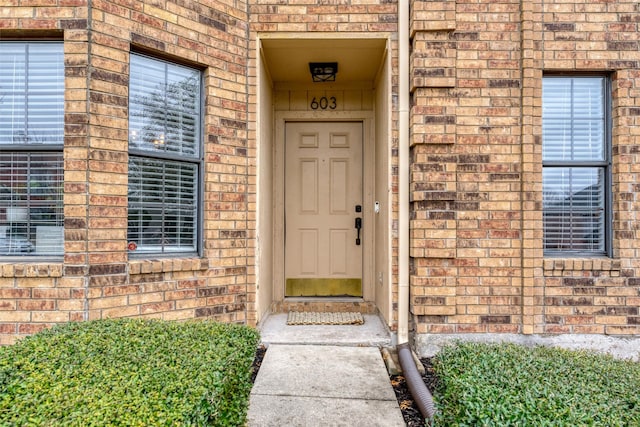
274, 111, 375, 302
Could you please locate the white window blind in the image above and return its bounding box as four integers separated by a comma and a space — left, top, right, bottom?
0, 43, 64, 145
542, 77, 608, 254
0, 42, 64, 257
128, 157, 197, 253
128, 54, 201, 256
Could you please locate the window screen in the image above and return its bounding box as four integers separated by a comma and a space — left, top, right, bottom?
128, 54, 201, 255
542, 76, 609, 255
0, 42, 64, 256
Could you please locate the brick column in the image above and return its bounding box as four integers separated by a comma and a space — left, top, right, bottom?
409, 1, 458, 333
84, 10, 130, 320
520, 0, 543, 334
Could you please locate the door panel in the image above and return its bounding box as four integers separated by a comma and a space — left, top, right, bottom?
285, 122, 363, 297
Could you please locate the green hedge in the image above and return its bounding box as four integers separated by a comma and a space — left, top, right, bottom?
432, 342, 640, 426
0, 319, 260, 426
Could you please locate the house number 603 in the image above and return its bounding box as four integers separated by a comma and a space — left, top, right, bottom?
310, 96, 337, 110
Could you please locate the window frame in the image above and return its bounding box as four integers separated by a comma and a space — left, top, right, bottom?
127, 52, 204, 258
542, 74, 613, 257
0, 41, 65, 259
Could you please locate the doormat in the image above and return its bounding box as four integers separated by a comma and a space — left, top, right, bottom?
287, 311, 364, 325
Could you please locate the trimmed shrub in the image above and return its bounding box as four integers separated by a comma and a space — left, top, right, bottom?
0, 319, 259, 426
432, 342, 640, 426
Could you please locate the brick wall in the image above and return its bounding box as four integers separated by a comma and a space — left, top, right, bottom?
85, 0, 251, 325
0, 0, 251, 344
3, 0, 640, 344
249, 0, 397, 33
525, 0, 640, 335
409, 0, 640, 336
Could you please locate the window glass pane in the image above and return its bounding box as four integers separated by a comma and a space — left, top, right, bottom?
542, 77, 605, 162
0, 153, 64, 255
543, 168, 604, 252
129, 54, 200, 158
0, 43, 64, 145
128, 156, 197, 254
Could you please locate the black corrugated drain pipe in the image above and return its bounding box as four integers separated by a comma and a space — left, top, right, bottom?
397, 342, 436, 422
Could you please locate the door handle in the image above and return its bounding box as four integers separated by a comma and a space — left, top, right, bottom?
355, 217, 362, 246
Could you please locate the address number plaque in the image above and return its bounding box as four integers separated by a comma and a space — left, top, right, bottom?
310, 96, 337, 110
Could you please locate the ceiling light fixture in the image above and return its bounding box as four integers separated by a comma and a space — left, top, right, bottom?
309, 62, 338, 82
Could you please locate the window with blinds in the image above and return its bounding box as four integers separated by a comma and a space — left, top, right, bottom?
0, 42, 64, 256
128, 54, 201, 255
542, 76, 610, 255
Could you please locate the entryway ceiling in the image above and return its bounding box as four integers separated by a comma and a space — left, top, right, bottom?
261, 38, 387, 84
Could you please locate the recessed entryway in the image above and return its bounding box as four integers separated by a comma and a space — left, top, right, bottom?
254, 35, 392, 329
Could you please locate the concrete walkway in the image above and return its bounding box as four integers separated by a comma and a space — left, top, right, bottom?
247, 314, 405, 426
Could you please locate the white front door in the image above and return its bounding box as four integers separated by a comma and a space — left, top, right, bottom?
284, 122, 363, 297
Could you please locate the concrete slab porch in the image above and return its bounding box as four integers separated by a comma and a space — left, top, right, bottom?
257, 312, 393, 347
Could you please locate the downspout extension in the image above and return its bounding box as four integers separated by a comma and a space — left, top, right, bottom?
398, 342, 437, 421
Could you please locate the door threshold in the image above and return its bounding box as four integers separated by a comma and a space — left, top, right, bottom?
271, 299, 377, 314
285, 297, 365, 302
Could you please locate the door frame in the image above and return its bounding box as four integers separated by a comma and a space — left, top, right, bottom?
274, 111, 375, 302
